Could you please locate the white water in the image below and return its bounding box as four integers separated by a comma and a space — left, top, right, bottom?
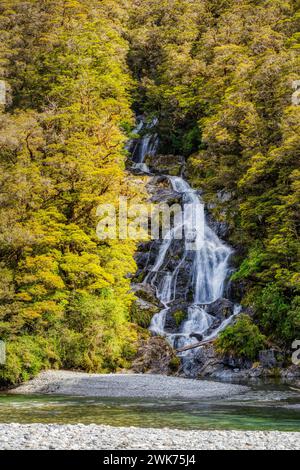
130, 120, 239, 353
132, 117, 159, 164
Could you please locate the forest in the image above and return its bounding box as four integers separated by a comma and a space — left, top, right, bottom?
0, 0, 299, 385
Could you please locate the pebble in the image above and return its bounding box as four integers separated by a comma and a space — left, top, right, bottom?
10, 370, 248, 399
0, 424, 299, 450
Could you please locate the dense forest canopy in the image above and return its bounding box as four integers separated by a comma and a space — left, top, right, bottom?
0, 0, 299, 384
0, 0, 141, 384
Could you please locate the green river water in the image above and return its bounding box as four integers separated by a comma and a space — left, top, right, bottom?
0, 384, 299, 431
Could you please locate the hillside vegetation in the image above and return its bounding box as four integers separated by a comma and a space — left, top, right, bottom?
0, 0, 299, 384
0, 0, 140, 384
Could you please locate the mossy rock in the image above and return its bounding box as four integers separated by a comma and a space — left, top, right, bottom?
173, 310, 187, 327
130, 299, 160, 329
132, 336, 180, 375
145, 155, 185, 177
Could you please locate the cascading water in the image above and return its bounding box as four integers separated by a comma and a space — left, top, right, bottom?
129, 119, 240, 356
129, 117, 159, 173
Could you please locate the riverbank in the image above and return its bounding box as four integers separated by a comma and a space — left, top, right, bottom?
0, 424, 299, 450
10, 371, 248, 399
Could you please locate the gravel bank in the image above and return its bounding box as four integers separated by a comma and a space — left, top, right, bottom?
11, 371, 248, 399
0, 424, 299, 450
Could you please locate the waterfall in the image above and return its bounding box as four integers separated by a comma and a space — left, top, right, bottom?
130, 119, 239, 355
130, 117, 159, 173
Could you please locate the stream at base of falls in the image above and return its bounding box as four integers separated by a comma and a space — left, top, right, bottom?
129, 117, 241, 357
0, 385, 300, 431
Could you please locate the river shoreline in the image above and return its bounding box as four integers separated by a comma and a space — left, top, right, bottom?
10, 370, 248, 399
0, 424, 299, 450
4, 371, 300, 450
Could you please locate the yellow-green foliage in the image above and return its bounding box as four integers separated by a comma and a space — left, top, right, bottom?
0, 0, 139, 385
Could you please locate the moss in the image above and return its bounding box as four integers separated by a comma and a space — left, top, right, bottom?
134, 273, 146, 283
169, 356, 181, 372
173, 310, 187, 327
268, 367, 281, 378
130, 301, 158, 329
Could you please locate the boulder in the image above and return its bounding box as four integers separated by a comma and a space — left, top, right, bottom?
150, 188, 182, 205
130, 298, 160, 329
132, 336, 180, 375
164, 303, 189, 332
145, 154, 185, 177
131, 283, 161, 307
180, 344, 224, 378
190, 333, 203, 342
259, 349, 281, 369
206, 298, 235, 321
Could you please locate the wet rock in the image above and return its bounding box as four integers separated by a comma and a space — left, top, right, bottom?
132, 336, 180, 375
145, 154, 185, 177
164, 303, 189, 332
137, 241, 153, 253
226, 279, 248, 303
131, 283, 161, 307
134, 252, 150, 270
135, 241, 162, 279
259, 350, 283, 369
206, 298, 234, 321
150, 188, 182, 205
206, 213, 230, 239
190, 333, 203, 342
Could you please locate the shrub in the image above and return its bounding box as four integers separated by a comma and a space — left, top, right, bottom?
215, 315, 267, 361
0, 336, 59, 386
254, 285, 300, 345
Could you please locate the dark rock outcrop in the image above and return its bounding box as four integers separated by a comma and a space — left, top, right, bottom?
164, 303, 189, 332
145, 154, 185, 176
206, 212, 230, 240
150, 188, 182, 205
206, 298, 234, 321
259, 349, 283, 369
131, 283, 161, 307
132, 336, 180, 375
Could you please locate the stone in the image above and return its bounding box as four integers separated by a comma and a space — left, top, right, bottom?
206, 213, 230, 239
131, 283, 161, 306
206, 298, 234, 321
164, 303, 189, 332
190, 333, 203, 342
150, 188, 182, 205
131, 336, 179, 375
145, 154, 185, 177
259, 350, 278, 369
